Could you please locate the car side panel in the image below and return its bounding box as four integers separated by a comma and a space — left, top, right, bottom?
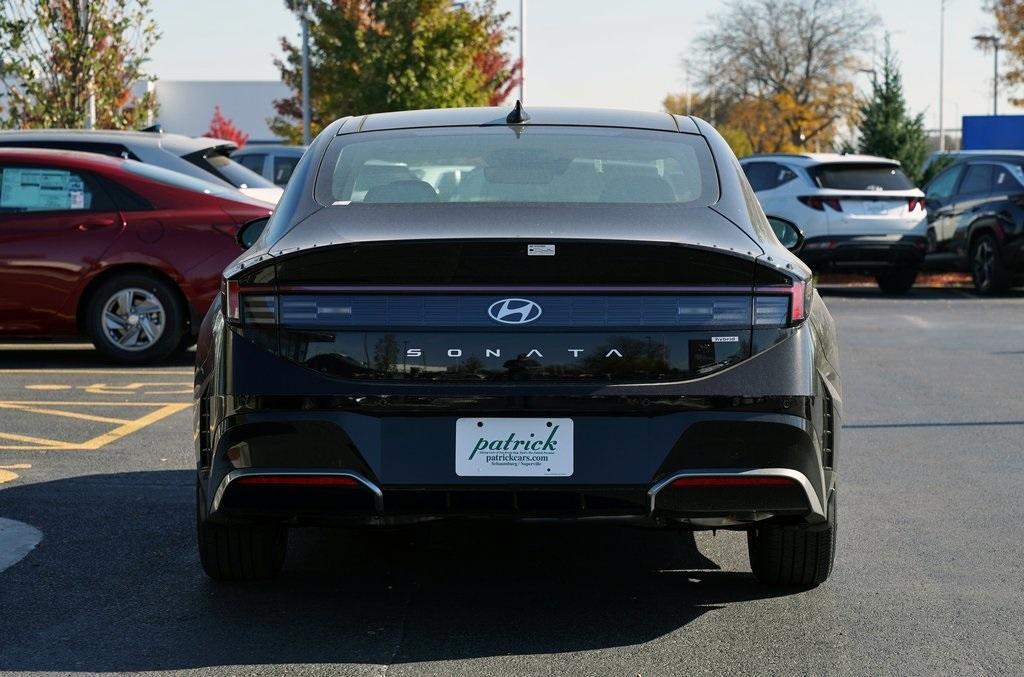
73, 207, 242, 322
0, 209, 124, 335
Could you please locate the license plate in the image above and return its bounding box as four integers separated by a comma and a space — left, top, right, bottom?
455, 418, 574, 477
856, 200, 902, 215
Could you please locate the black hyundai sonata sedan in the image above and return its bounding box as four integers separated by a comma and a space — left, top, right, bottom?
194, 105, 842, 586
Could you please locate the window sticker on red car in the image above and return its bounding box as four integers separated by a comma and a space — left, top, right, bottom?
0, 168, 90, 211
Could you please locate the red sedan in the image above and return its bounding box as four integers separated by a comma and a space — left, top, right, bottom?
0, 148, 271, 363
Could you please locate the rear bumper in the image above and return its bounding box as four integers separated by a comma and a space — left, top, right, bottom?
200, 404, 832, 528
799, 234, 926, 273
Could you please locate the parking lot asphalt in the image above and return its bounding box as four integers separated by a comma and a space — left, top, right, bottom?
0, 286, 1022, 676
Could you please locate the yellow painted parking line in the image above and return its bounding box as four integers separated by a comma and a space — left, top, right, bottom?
24, 385, 72, 391
82, 382, 191, 395
0, 401, 191, 451
0, 402, 131, 425
0, 369, 191, 375
0, 401, 186, 406
0, 432, 75, 449
0, 464, 31, 484
73, 403, 191, 450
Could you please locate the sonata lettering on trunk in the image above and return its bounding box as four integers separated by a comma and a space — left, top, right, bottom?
404, 347, 629, 359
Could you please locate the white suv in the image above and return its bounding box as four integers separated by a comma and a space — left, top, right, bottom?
740, 153, 928, 293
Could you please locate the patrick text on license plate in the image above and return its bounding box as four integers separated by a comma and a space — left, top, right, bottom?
455, 418, 574, 477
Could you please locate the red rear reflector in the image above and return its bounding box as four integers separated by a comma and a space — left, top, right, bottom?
235, 475, 360, 487
670, 476, 797, 488
907, 197, 925, 211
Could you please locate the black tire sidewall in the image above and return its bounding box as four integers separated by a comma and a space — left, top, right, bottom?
85, 273, 184, 364
971, 233, 1008, 295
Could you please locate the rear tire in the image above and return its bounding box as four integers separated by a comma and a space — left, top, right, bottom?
747, 492, 836, 587
970, 233, 1011, 295
875, 268, 918, 294
197, 483, 287, 581
85, 272, 184, 364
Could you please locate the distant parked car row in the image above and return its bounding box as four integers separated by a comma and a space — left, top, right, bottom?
0, 128, 313, 363
231, 144, 306, 186
0, 147, 271, 362
921, 152, 1024, 294
743, 151, 1023, 294
741, 153, 927, 293
0, 128, 284, 205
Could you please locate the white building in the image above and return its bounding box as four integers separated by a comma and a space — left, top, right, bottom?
146, 80, 291, 143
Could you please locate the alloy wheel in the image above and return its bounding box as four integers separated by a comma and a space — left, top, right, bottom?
973, 239, 996, 291
101, 288, 166, 351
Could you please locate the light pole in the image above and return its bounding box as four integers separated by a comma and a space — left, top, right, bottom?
939, 0, 947, 151
973, 34, 1001, 116
79, 0, 95, 129
299, 2, 313, 145
519, 0, 526, 101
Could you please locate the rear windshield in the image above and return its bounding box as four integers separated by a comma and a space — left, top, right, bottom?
315, 126, 717, 205
810, 163, 914, 191
122, 159, 233, 197
183, 150, 277, 189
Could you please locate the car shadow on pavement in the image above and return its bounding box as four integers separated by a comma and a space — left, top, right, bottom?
0, 470, 799, 672
0, 343, 195, 369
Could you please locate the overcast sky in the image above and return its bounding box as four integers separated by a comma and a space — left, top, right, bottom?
149, 0, 1020, 133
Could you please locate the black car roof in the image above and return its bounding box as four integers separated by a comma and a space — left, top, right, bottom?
342, 106, 698, 134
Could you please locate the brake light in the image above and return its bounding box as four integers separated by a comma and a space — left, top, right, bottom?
224, 280, 241, 321
907, 197, 925, 211
670, 475, 797, 488
235, 475, 360, 487
754, 279, 810, 326
798, 195, 842, 212
222, 279, 277, 324
789, 280, 808, 322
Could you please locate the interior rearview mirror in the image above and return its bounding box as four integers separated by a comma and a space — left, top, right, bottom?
766, 216, 805, 252
237, 217, 270, 250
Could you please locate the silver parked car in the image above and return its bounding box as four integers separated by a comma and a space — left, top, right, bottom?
231, 144, 306, 186
0, 129, 283, 204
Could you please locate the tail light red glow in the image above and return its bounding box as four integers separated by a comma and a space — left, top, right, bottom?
222, 280, 275, 323
670, 476, 797, 488
755, 280, 810, 325
788, 280, 808, 322
798, 195, 843, 212
235, 475, 361, 487
224, 279, 241, 321
907, 197, 925, 211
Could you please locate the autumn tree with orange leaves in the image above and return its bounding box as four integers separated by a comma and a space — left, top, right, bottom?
989, 0, 1024, 106
666, 0, 875, 154
204, 106, 249, 148
272, 0, 519, 143
0, 0, 159, 129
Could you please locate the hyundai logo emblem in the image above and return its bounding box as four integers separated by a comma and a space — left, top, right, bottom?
488, 298, 543, 325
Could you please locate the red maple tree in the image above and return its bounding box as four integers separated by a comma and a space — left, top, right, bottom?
204, 106, 249, 147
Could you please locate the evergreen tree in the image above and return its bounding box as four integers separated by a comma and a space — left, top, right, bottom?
857, 46, 929, 184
